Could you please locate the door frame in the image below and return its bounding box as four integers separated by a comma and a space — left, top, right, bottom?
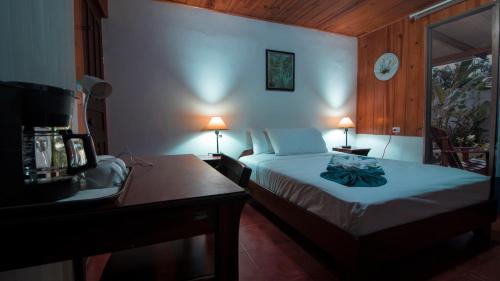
424, 2, 499, 188
490, 1, 500, 199
74, 0, 109, 155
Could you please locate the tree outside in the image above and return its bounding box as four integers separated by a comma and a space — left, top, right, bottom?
431, 55, 492, 150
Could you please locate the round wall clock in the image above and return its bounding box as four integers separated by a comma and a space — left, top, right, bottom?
374, 52, 399, 81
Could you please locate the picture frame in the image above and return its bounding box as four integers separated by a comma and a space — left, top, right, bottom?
266, 49, 295, 91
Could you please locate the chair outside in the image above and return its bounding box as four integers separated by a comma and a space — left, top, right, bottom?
430, 126, 489, 175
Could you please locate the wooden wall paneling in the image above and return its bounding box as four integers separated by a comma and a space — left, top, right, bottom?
391, 20, 409, 136
356, 0, 493, 136
404, 18, 427, 136
360, 32, 378, 134
357, 36, 369, 133
386, 21, 405, 135
371, 27, 389, 134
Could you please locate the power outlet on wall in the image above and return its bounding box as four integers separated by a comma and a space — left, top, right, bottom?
392, 127, 401, 134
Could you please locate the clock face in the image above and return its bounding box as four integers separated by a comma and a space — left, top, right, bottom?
374, 53, 399, 81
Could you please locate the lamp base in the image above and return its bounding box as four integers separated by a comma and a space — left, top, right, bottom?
341, 146, 352, 149
210, 153, 223, 157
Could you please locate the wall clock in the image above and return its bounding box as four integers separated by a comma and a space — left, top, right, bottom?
374, 52, 399, 81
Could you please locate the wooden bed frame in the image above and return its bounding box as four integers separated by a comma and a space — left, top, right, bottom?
239, 149, 497, 280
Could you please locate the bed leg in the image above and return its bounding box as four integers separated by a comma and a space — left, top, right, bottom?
473, 224, 492, 242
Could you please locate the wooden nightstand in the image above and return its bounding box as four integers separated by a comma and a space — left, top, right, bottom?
332, 147, 371, 156
197, 154, 221, 168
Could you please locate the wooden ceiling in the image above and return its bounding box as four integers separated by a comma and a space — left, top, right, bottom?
160, 0, 442, 36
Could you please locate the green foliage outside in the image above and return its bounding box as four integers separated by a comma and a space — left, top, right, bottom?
431, 56, 492, 148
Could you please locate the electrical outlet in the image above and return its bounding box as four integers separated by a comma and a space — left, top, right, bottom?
392, 127, 401, 134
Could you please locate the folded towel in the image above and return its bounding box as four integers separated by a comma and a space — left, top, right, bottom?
320, 155, 387, 187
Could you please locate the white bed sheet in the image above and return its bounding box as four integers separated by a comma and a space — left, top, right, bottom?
240, 152, 490, 236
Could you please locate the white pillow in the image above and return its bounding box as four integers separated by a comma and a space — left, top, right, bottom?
250, 129, 274, 154
265, 128, 327, 156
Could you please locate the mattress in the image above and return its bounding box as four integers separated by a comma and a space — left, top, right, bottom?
239, 152, 490, 236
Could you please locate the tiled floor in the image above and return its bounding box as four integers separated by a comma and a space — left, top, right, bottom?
101, 203, 500, 281
238, 204, 500, 281
238, 204, 338, 281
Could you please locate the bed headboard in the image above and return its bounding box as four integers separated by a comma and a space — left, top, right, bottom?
238, 149, 253, 159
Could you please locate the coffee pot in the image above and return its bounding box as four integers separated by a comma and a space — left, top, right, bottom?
0, 81, 97, 205
23, 127, 97, 185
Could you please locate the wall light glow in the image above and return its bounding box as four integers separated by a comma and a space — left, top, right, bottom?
320, 76, 350, 109
308, 58, 355, 110
171, 33, 250, 104
186, 62, 231, 103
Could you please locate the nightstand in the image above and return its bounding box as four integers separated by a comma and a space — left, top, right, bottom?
197, 154, 221, 168
332, 147, 371, 156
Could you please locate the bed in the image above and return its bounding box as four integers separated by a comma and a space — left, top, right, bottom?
238, 128, 496, 279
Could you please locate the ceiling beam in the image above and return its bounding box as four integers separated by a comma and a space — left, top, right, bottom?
432, 30, 475, 51
433, 47, 491, 66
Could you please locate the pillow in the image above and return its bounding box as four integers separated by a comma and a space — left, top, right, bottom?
250, 129, 274, 154
265, 128, 327, 156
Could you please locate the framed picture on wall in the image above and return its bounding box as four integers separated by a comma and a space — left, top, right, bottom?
266, 49, 295, 91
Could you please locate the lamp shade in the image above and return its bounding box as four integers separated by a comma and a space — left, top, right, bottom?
206, 116, 228, 130
338, 117, 355, 128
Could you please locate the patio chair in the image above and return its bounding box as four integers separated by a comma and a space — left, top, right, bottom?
430, 127, 489, 175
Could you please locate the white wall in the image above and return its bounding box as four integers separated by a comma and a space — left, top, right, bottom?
0, 0, 76, 280
0, 0, 78, 129
103, 0, 357, 158
0, 0, 76, 88
355, 134, 424, 162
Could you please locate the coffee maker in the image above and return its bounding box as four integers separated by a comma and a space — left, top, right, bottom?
0, 81, 98, 206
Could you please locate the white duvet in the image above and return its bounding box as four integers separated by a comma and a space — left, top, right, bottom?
239, 152, 490, 236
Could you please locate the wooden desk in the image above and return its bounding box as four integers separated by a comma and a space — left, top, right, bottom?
0, 155, 248, 281
197, 154, 221, 168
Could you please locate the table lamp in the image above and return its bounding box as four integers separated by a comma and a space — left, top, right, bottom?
205, 116, 228, 156
338, 117, 355, 148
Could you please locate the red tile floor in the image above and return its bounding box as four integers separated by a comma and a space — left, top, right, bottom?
100, 203, 500, 281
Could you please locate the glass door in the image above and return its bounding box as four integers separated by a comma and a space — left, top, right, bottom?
425, 4, 498, 178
